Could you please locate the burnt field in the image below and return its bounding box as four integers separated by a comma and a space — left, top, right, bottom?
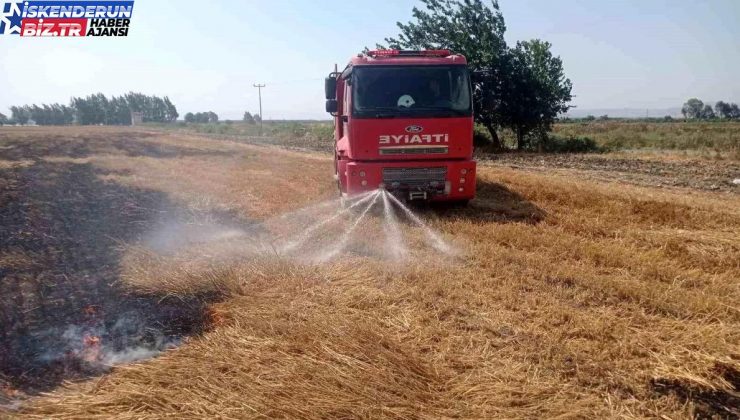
1, 126, 738, 419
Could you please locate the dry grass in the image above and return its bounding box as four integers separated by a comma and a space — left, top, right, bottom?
554, 121, 740, 158
2, 126, 738, 419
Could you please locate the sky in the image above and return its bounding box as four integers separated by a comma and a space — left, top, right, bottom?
1, 0, 739, 120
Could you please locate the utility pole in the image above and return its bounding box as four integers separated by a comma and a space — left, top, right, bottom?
253, 83, 265, 136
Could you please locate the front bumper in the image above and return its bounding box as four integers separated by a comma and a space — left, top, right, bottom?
342, 160, 476, 201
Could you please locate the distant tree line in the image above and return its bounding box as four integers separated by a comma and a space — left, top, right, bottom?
72, 93, 178, 125
682, 98, 740, 120
9, 104, 75, 125
5, 92, 178, 126
242, 111, 261, 124
579, 115, 610, 122
184, 111, 219, 123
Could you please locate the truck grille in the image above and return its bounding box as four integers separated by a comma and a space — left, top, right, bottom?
379, 146, 448, 155
382, 167, 447, 188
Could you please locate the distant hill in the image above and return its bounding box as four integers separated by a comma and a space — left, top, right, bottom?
564, 107, 683, 119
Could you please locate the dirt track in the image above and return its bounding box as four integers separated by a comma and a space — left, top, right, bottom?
1, 127, 739, 419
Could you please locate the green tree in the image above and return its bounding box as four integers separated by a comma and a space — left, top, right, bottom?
124, 92, 172, 123
243, 111, 255, 124
681, 98, 704, 119
0, 112, 7, 125
715, 101, 731, 119
384, 0, 509, 148
10, 106, 29, 125
500, 40, 572, 149
700, 104, 715, 120
253, 113, 261, 123
71, 96, 94, 125
715, 101, 740, 120
188, 112, 217, 123
10, 93, 177, 126
9, 106, 20, 124
729, 103, 740, 120
163, 96, 179, 122
107, 96, 132, 125
383, 0, 571, 150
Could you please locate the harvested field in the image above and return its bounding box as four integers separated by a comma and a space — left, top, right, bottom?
553, 121, 740, 154
1, 126, 738, 419
480, 152, 740, 193
157, 121, 740, 194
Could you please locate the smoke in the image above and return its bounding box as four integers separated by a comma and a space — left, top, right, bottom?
143, 215, 256, 255
102, 345, 170, 365
35, 310, 181, 372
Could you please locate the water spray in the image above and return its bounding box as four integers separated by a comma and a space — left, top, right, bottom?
278, 191, 377, 254
380, 190, 407, 259
143, 189, 455, 268
313, 191, 381, 263
385, 192, 452, 254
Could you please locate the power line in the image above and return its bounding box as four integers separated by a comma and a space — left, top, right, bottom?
258, 77, 323, 86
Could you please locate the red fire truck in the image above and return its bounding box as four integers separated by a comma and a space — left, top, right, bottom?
325, 49, 476, 203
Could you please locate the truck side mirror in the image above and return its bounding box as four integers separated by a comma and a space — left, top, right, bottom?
325, 77, 337, 100
325, 99, 338, 113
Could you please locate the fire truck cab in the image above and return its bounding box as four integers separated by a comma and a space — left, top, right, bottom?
325, 49, 476, 202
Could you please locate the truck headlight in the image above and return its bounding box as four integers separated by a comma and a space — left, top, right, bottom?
461, 169, 468, 175
359, 171, 366, 177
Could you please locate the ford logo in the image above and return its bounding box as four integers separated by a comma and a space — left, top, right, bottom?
405, 125, 423, 133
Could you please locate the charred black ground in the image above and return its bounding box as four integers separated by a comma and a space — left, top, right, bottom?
0, 132, 234, 399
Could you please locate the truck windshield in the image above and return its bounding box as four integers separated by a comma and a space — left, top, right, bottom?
352, 65, 472, 118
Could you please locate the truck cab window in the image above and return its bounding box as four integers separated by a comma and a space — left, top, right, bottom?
353, 65, 472, 118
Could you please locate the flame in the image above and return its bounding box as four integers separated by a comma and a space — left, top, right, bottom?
82, 334, 102, 363
84, 335, 100, 347
207, 308, 226, 327
1, 385, 19, 398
